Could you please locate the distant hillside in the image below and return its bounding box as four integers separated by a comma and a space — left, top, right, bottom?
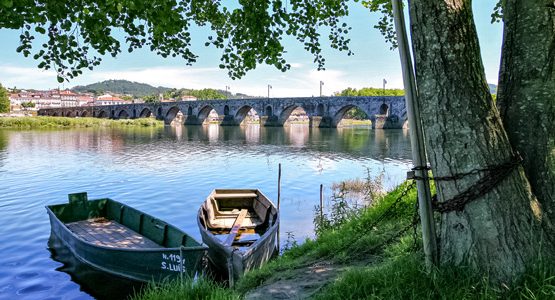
488, 83, 497, 94
72, 80, 172, 97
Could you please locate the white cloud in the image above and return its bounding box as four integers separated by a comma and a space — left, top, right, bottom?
0, 65, 59, 89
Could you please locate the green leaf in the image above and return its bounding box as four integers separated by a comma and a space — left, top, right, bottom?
0, 0, 13, 8
57, 76, 64, 83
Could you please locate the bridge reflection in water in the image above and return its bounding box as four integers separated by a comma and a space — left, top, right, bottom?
38, 96, 408, 129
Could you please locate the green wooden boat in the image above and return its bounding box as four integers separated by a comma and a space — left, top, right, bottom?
46, 192, 207, 283
197, 189, 279, 285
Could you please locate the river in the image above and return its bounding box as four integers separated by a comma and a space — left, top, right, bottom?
0, 124, 412, 299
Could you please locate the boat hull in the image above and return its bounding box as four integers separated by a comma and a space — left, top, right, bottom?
197, 189, 279, 283
46, 194, 207, 283
199, 220, 278, 280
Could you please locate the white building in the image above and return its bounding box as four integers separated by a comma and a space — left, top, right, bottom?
94, 94, 130, 105
9, 92, 62, 110
9, 89, 95, 110
181, 95, 197, 101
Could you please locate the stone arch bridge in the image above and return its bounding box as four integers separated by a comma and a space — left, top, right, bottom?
38, 96, 407, 129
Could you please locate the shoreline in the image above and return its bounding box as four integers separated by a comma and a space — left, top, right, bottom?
0, 116, 164, 129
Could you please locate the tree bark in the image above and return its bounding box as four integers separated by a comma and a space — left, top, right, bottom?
409, 0, 545, 281
497, 0, 555, 231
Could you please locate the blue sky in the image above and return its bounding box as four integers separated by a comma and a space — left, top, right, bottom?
0, 1, 502, 97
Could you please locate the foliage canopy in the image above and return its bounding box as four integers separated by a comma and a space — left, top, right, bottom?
1, 0, 354, 82
0, 84, 9, 113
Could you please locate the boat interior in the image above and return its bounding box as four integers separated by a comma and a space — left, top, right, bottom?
199, 189, 278, 248
48, 192, 200, 249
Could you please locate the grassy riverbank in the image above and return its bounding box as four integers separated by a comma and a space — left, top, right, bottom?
134, 180, 555, 299
0, 116, 163, 128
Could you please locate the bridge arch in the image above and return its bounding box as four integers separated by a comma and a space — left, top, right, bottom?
97, 110, 109, 118
52, 111, 61, 117
317, 103, 325, 116
165, 106, 183, 125
66, 111, 77, 117
81, 111, 90, 117
198, 105, 217, 125
117, 109, 130, 119
379, 103, 389, 115
156, 107, 163, 120
234, 105, 259, 125
332, 104, 372, 127
139, 108, 153, 118
279, 105, 308, 125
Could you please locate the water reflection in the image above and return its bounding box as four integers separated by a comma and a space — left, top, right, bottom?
0, 126, 412, 162
0, 131, 7, 169
48, 233, 143, 300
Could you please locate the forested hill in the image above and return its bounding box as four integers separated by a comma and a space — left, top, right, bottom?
72, 80, 172, 97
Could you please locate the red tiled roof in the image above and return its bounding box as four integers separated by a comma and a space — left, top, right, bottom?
97, 94, 124, 101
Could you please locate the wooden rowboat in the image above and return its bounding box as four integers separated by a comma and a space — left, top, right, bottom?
197, 189, 279, 285
46, 192, 207, 283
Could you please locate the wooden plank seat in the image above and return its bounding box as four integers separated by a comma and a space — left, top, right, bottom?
214, 193, 257, 199
206, 213, 262, 229
66, 217, 161, 249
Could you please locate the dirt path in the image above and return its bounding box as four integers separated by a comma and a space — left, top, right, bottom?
244, 260, 351, 300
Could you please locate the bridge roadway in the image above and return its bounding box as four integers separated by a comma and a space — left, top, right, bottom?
38, 96, 407, 129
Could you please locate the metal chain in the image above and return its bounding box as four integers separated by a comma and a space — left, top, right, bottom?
338, 181, 420, 259
412, 154, 521, 181
413, 154, 522, 213
412, 199, 420, 251
365, 180, 416, 230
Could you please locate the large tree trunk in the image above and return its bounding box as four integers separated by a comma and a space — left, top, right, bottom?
497, 0, 555, 231
409, 0, 545, 281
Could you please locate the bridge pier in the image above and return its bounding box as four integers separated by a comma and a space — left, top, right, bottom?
309, 116, 334, 128
220, 115, 236, 126
372, 115, 404, 129
260, 116, 281, 127
183, 115, 200, 125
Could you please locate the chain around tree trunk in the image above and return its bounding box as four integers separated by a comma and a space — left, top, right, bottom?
412, 154, 523, 213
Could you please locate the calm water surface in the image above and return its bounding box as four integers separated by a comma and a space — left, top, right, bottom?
0, 124, 411, 299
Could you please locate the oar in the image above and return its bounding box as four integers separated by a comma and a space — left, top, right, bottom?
224, 209, 248, 246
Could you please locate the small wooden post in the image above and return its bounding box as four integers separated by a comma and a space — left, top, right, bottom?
278, 163, 281, 210
319, 184, 324, 222
277, 163, 282, 252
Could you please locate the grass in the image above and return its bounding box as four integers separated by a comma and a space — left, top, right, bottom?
338, 119, 372, 126
133, 179, 555, 299
315, 254, 555, 299
0, 116, 164, 128
130, 277, 240, 300
234, 181, 421, 294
